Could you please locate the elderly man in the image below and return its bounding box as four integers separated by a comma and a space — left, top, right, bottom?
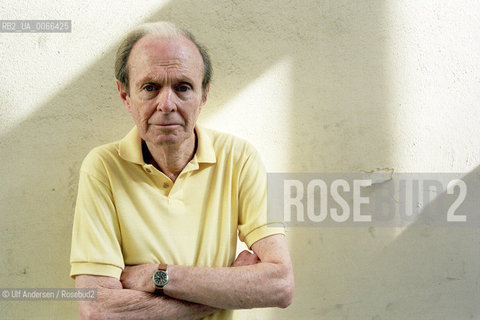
70, 21, 293, 320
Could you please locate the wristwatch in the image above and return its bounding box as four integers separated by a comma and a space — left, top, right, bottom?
152, 264, 168, 293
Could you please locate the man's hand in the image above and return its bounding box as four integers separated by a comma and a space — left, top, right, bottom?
232, 250, 260, 267
76, 275, 219, 319
120, 263, 158, 293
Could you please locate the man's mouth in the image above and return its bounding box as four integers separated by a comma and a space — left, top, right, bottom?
150, 123, 180, 127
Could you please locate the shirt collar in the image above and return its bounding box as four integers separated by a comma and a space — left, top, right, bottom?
118, 125, 216, 165
194, 125, 216, 164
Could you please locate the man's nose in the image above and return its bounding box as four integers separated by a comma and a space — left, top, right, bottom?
156, 88, 176, 113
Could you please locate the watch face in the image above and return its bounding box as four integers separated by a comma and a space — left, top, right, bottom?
153, 270, 168, 287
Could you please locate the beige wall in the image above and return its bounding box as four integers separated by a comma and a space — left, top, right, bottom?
1, 0, 479, 319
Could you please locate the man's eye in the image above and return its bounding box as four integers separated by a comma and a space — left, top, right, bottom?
177, 85, 189, 92
144, 85, 156, 92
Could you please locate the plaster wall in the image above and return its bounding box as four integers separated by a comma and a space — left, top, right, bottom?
1, 1, 479, 319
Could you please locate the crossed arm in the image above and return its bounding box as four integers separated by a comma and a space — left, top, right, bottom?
75, 234, 294, 320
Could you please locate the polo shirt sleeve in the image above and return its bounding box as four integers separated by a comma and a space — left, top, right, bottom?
70, 149, 124, 279
237, 144, 285, 249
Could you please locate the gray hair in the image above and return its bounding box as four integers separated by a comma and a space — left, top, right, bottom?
114, 21, 212, 97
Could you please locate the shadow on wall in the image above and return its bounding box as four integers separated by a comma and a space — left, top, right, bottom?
0, 1, 391, 319
299, 167, 480, 319
363, 167, 480, 319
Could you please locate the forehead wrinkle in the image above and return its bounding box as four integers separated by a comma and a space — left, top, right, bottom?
133, 64, 196, 89
128, 35, 204, 88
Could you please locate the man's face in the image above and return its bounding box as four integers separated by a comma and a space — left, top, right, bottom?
118, 34, 207, 146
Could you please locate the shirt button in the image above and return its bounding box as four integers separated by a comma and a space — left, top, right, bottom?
163, 182, 169, 188
145, 168, 152, 173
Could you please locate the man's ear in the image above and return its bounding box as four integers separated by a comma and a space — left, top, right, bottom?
116, 80, 131, 111
200, 84, 210, 109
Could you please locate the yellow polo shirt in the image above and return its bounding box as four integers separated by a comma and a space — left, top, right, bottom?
70, 126, 283, 319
